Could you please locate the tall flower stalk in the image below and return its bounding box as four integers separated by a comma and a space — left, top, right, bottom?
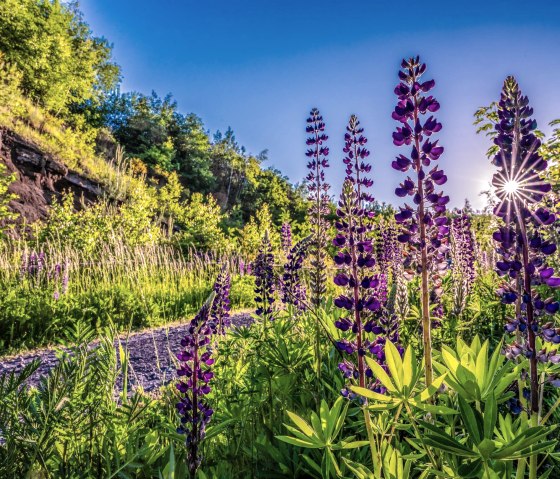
333, 115, 394, 393
490, 77, 560, 422
252, 230, 276, 329
209, 267, 231, 334
450, 213, 477, 316
176, 299, 215, 478
391, 56, 449, 386
333, 115, 400, 466
281, 237, 310, 311
281, 222, 293, 256
305, 108, 331, 307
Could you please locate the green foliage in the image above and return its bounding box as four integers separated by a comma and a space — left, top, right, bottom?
421, 396, 555, 478
0, 162, 17, 234
37, 190, 161, 252
238, 203, 280, 258
178, 193, 228, 252
0, 240, 253, 352
0, 322, 182, 478
278, 397, 368, 478
434, 336, 521, 403
0, 0, 120, 115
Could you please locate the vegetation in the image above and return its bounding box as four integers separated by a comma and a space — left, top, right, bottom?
1, 2, 560, 479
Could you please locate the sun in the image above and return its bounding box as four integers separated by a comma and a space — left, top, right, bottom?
503, 180, 520, 196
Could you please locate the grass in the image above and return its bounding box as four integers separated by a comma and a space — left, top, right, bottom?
0, 239, 255, 353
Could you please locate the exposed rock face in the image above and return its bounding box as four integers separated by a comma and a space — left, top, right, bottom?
0, 128, 105, 226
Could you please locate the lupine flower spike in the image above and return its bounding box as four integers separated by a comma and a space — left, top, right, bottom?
209, 266, 231, 334
281, 222, 293, 256
333, 115, 400, 396
306, 108, 331, 307
392, 56, 449, 386
450, 213, 477, 316
490, 76, 560, 417
252, 230, 276, 328
281, 236, 311, 311
176, 297, 215, 478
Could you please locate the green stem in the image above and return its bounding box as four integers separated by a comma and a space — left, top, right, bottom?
540, 395, 560, 425
529, 414, 538, 479
405, 403, 438, 470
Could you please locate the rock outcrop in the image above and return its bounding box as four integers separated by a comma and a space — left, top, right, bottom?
0, 128, 105, 226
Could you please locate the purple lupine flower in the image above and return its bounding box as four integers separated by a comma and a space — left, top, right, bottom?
389, 263, 410, 321
176, 300, 215, 477
252, 231, 275, 322
281, 222, 293, 256
22, 251, 46, 280
333, 115, 401, 397
306, 108, 331, 306
391, 56, 449, 386
61, 262, 69, 294
489, 76, 560, 416
281, 236, 311, 311
450, 213, 477, 316
450, 214, 477, 290
238, 258, 245, 276
376, 220, 402, 277
209, 267, 231, 334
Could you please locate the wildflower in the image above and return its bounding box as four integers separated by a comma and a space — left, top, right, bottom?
176, 300, 215, 477
306, 108, 331, 307
281, 222, 293, 256
490, 76, 560, 416
391, 56, 449, 386
281, 236, 311, 310
209, 267, 231, 334
252, 230, 275, 321
376, 220, 401, 278
450, 213, 476, 316
333, 115, 400, 396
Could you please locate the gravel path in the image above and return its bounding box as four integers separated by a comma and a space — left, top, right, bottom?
0, 313, 253, 393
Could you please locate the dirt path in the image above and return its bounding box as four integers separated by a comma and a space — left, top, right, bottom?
0, 312, 252, 392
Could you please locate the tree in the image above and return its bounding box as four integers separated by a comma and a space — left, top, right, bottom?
178, 193, 227, 251
0, 0, 120, 115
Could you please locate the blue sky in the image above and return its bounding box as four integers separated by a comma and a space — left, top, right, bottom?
80, 0, 560, 210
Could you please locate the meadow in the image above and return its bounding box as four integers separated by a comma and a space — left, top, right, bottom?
1, 53, 560, 479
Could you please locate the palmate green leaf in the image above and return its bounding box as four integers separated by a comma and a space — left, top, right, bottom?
283, 423, 318, 445
422, 435, 478, 458
343, 458, 375, 479
364, 356, 397, 393
302, 454, 322, 475
483, 393, 497, 440
477, 438, 496, 459
419, 420, 478, 458
286, 410, 314, 437
506, 440, 557, 460
350, 386, 393, 402
325, 448, 342, 477
411, 401, 458, 415
277, 435, 322, 449
335, 440, 370, 450
492, 426, 555, 459
330, 397, 348, 441
434, 360, 471, 399
458, 396, 483, 444
475, 340, 489, 388
385, 340, 405, 389
310, 410, 325, 442
414, 374, 446, 402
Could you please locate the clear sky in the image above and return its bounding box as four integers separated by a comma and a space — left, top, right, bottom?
79, 0, 560, 210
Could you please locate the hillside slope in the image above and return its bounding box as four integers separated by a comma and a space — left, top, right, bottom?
0, 128, 105, 225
